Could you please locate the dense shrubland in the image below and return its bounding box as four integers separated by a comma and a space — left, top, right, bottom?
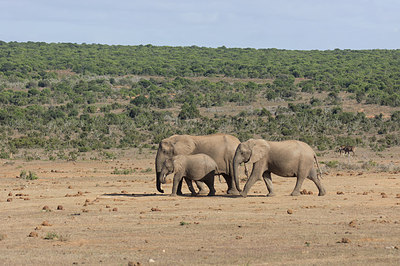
0, 42, 399, 159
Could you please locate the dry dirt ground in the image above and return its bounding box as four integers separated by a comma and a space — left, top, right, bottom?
1, 148, 400, 265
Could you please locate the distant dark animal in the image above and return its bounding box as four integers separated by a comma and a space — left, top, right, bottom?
338, 145, 356, 156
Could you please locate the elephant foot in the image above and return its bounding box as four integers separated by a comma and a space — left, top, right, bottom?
318, 189, 326, 196
197, 190, 208, 196
169, 193, 177, 197
177, 191, 184, 196
266, 192, 276, 197
207, 192, 216, 196
290, 191, 301, 196
240, 192, 248, 198
227, 188, 240, 195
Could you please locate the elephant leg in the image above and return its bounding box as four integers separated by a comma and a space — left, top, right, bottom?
241, 165, 263, 198
291, 174, 306, 196
307, 168, 326, 196
262, 171, 275, 197
203, 172, 216, 196
184, 178, 197, 196
195, 180, 209, 196
171, 173, 184, 196
223, 174, 240, 195
177, 179, 184, 195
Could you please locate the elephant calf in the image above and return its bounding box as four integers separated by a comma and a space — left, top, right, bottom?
159, 154, 218, 196
233, 139, 326, 197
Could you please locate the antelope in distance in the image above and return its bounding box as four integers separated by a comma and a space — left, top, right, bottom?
338, 145, 356, 156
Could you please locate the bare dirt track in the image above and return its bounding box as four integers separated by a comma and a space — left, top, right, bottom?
1, 149, 400, 265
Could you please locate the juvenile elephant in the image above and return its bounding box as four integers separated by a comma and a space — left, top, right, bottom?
233, 139, 326, 197
155, 133, 240, 195
160, 154, 218, 196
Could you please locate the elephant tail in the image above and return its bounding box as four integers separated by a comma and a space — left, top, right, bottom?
314, 154, 323, 180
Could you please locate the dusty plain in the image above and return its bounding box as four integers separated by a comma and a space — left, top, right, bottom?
1, 147, 400, 265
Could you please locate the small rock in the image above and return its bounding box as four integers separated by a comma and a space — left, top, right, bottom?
28, 232, 38, 237
34, 226, 42, 230
112, 208, 118, 212
6, 198, 12, 202
337, 191, 344, 195
149, 258, 155, 263
42, 206, 51, 211
57, 205, 64, 210
340, 238, 351, 243
106, 205, 111, 208
287, 209, 293, 214
235, 236, 243, 239
151, 207, 161, 212
121, 190, 128, 194
307, 191, 313, 195
349, 220, 358, 228
41, 221, 52, 226
8, 192, 12, 196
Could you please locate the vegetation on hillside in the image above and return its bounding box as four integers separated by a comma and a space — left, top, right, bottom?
0, 41, 399, 160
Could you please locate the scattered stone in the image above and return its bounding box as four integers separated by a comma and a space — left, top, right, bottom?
35, 226, 42, 230
149, 259, 155, 263
8, 192, 12, 196
308, 191, 313, 195
41, 221, 52, 226
349, 220, 358, 228
396, 194, 400, 198
106, 205, 111, 208
57, 205, 64, 210
337, 191, 344, 195
28, 232, 38, 237
121, 190, 128, 194
236, 236, 243, 240
151, 207, 161, 212
42, 206, 51, 211
128, 262, 141, 266
339, 238, 351, 243
6, 198, 12, 202
300, 189, 308, 195
287, 209, 293, 214
112, 208, 118, 212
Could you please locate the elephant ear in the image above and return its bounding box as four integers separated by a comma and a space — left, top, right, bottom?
248, 140, 269, 164
160, 140, 174, 156
171, 136, 195, 155
172, 156, 184, 174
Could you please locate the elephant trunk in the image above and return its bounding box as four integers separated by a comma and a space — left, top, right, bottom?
155, 150, 164, 193
156, 172, 164, 193
233, 158, 242, 192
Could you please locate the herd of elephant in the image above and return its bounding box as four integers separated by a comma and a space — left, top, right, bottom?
155, 133, 326, 197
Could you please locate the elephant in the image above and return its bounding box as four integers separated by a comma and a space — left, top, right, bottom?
160, 154, 218, 196
155, 133, 241, 195
233, 139, 326, 197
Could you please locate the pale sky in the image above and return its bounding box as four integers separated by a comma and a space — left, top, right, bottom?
1, 0, 399, 50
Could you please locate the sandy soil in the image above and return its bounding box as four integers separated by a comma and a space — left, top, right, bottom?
1, 148, 400, 265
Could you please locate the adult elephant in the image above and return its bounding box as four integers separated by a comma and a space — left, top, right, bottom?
233, 139, 326, 197
155, 133, 240, 195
